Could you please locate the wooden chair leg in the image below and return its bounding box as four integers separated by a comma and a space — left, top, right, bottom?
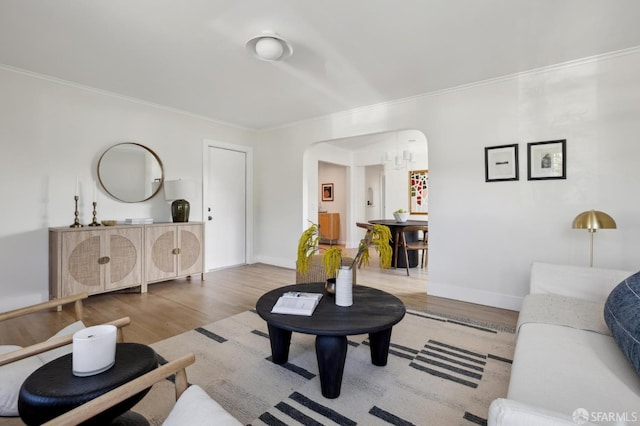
402, 234, 410, 276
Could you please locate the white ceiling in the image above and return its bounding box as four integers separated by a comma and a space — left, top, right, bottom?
2, 0, 640, 130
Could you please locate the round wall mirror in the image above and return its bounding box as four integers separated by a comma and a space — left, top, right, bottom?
97, 143, 164, 203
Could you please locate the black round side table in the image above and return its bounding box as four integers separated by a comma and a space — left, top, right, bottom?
18, 342, 158, 425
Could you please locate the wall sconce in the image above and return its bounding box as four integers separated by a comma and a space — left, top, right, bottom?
164, 179, 195, 222
572, 209, 617, 267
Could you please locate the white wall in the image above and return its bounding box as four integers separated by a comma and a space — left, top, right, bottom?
251, 49, 640, 311
0, 68, 251, 311
3, 49, 640, 313
318, 161, 347, 244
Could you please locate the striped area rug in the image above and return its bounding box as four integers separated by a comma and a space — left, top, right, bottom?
134, 308, 515, 426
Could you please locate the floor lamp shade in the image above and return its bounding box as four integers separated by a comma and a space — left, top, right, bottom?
164, 180, 195, 222
572, 209, 617, 267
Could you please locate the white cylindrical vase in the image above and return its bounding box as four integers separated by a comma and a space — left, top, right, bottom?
335, 266, 353, 307
72, 324, 117, 377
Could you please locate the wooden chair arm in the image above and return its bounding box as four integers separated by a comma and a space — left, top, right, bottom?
42, 352, 196, 426
0, 292, 88, 322
0, 316, 131, 367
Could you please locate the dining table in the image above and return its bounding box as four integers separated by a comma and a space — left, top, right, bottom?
369, 219, 428, 268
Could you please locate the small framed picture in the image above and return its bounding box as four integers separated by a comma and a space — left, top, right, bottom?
321, 183, 334, 201
527, 140, 566, 180
484, 144, 519, 182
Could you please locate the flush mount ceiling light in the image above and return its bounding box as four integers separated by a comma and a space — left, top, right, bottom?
246, 32, 293, 62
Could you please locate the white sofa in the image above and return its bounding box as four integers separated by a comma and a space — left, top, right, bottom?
489, 262, 640, 426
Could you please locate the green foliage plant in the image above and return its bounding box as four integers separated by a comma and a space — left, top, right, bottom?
296, 222, 320, 276
353, 224, 393, 269
296, 222, 393, 279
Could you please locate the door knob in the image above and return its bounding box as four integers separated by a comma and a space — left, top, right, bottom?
208, 216, 212, 221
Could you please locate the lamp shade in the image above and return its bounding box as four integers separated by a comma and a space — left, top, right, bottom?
572, 210, 617, 231
164, 179, 194, 201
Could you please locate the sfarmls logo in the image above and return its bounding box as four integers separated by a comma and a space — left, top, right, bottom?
572, 408, 638, 424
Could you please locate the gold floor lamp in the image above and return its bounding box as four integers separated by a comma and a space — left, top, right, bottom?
572, 209, 617, 267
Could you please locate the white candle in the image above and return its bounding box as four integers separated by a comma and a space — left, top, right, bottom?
72, 325, 117, 377
75, 176, 79, 196
93, 181, 97, 202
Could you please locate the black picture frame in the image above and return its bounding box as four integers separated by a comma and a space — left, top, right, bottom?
321, 183, 334, 201
484, 144, 519, 182
527, 140, 566, 180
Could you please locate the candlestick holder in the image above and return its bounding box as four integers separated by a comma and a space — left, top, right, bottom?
70, 196, 83, 228
88, 202, 101, 227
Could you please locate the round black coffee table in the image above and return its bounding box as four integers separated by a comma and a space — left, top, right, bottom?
19, 342, 158, 425
256, 283, 406, 398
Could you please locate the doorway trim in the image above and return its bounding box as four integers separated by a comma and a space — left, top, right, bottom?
303, 129, 427, 249
202, 139, 254, 270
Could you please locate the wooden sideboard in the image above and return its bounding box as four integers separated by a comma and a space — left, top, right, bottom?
49, 222, 204, 299
318, 213, 340, 243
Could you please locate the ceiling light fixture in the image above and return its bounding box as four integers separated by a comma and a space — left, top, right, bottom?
384, 132, 416, 170
246, 32, 293, 62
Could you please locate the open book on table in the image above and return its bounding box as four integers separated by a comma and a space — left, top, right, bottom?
271, 292, 323, 316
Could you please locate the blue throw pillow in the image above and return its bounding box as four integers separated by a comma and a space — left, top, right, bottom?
604, 271, 640, 375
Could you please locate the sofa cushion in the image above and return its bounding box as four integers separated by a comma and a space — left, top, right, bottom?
162, 385, 241, 426
0, 345, 44, 416
508, 323, 640, 420
604, 271, 640, 375
36, 320, 86, 364
529, 262, 635, 302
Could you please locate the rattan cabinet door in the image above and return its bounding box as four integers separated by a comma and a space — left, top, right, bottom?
177, 224, 203, 277
145, 225, 178, 283
104, 227, 143, 291
61, 231, 102, 296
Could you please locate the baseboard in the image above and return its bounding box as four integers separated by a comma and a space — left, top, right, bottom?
253, 255, 294, 270
428, 281, 523, 312
0, 292, 48, 312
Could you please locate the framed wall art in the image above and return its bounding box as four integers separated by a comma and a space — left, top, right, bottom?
527, 140, 566, 180
321, 183, 334, 201
484, 144, 519, 182
409, 169, 428, 215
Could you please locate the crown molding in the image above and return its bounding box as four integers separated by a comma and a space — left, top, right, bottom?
266, 45, 640, 132
0, 63, 251, 132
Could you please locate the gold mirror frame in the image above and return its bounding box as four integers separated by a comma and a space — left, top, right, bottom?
97, 142, 164, 203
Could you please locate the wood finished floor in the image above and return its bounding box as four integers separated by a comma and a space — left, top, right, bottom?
0, 260, 518, 347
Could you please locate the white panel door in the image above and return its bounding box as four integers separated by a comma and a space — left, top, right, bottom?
206, 146, 246, 269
